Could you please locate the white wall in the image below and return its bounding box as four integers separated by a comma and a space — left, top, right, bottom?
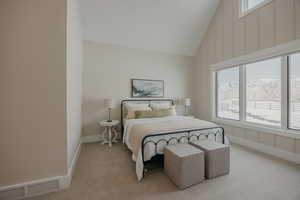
195, 0, 300, 157
67, 0, 83, 167
0, 0, 67, 186
0, 0, 84, 187
82, 41, 196, 136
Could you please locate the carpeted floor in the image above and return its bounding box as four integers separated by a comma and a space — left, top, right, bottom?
31, 143, 300, 200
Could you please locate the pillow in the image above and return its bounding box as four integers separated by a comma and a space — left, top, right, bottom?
135, 110, 162, 119
135, 106, 176, 119
151, 102, 171, 110
125, 103, 151, 119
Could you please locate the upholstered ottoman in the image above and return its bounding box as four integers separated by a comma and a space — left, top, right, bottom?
164, 144, 205, 189
190, 140, 230, 179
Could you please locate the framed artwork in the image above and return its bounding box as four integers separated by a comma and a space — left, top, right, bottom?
131, 79, 164, 98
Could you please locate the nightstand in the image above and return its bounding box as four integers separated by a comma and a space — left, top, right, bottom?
98, 120, 119, 147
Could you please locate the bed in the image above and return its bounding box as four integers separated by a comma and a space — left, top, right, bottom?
121, 99, 225, 181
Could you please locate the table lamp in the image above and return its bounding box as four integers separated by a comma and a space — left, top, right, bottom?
184, 98, 191, 116
104, 98, 116, 122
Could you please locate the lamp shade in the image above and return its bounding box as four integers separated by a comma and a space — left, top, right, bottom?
184, 98, 191, 106
104, 98, 116, 109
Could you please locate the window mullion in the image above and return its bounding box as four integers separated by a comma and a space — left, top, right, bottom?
240, 65, 246, 122
242, 0, 246, 13
282, 56, 289, 130
245, 0, 249, 11
213, 71, 217, 119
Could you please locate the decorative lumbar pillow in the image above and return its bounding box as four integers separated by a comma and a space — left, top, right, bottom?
135, 106, 177, 119
151, 102, 171, 110
125, 104, 151, 119
135, 110, 162, 119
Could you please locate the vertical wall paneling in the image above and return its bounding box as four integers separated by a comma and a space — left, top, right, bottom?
223, 125, 233, 136
215, 1, 224, 62
233, 0, 245, 57
233, 127, 245, 138
202, 39, 210, 119
244, 129, 259, 143
207, 20, 217, 65
275, 136, 296, 153
296, 139, 300, 154
275, 0, 295, 45
296, 0, 300, 39
195, 48, 204, 118
206, 19, 217, 119
223, 0, 234, 60
198, 37, 210, 120
259, 2, 275, 49
294, 139, 297, 154
259, 132, 275, 146
195, 0, 300, 155
245, 11, 260, 54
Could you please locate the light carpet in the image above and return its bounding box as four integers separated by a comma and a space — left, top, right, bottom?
30, 143, 300, 200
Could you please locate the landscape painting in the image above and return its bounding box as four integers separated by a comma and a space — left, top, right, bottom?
131, 79, 164, 97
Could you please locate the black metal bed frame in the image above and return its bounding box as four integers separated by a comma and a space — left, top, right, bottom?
121, 99, 225, 177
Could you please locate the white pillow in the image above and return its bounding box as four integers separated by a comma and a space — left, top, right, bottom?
125, 104, 151, 119
151, 102, 171, 110
168, 105, 177, 116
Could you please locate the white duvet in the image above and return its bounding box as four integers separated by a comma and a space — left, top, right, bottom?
123, 116, 224, 181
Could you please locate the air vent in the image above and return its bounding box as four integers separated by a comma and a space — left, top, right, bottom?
0, 187, 25, 200
27, 180, 59, 197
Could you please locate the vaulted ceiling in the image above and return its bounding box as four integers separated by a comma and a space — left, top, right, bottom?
80, 0, 219, 56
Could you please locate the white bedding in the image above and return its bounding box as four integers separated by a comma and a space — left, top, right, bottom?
123, 116, 223, 180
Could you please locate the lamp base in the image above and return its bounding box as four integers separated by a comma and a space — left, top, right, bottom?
107, 108, 112, 122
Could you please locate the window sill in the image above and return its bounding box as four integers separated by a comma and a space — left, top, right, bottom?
212, 117, 300, 140
239, 0, 274, 18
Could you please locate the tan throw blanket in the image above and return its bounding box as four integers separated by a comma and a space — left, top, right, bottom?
128, 118, 218, 158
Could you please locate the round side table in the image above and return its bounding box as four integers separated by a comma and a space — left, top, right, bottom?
98, 120, 119, 147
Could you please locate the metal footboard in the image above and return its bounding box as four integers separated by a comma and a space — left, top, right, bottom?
141, 127, 225, 177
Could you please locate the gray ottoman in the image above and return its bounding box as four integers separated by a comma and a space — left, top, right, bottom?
164, 144, 205, 189
190, 140, 230, 179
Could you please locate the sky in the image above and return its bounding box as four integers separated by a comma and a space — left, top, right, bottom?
290, 52, 300, 79
246, 57, 281, 81
218, 67, 239, 85
248, 0, 265, 9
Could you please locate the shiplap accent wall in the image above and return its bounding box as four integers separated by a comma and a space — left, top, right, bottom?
195, 0, 300, 156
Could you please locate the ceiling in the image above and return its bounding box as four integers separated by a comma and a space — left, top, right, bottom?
80, 0, 219, 56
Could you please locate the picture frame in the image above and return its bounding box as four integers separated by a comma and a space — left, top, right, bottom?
131, 79, 164, 98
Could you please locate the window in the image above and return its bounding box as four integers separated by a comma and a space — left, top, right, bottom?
212, 41, 300, 135
245, 58, 282, 126
213, 39, 300, 136
240, 0, 273, 17
247, 0, 266, 9
289, 53, 300, 130
217, 67, 240, 120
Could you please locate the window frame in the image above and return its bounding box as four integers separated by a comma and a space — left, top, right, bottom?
211, 39, 300, 139
287, 52, 300, 131
239, 0, 274, 18
215, 67, 241, 121
244, 56, 283, 128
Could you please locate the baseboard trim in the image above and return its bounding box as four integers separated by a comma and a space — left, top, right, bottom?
0, 141, 82, 200
59, 140, 82, 189
81, 134, 101, 143
229, 135, 300, 164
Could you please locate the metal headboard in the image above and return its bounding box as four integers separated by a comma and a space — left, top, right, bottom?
121, 99, 175, 131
